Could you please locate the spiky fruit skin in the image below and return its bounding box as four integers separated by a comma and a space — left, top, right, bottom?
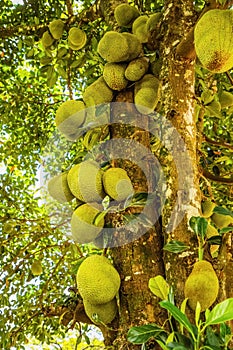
184, 260, 219, 311
134, 74, 161, 114
41, 31, 54, 48
83, 77, 113, 107
55, 100, 86, 140
31, 261, 43, 276
146, 13, 161, 32
48, 172, 74, 203
77, 255, 121, 304
132, 15, 149, 43
125, 57, 149, 81
68, 27, 87, 50
114, 4, 139, 27
49, 19, 64, 40
67, 160, 105, 202
71, 203, 104, 244
103, 167, 134, 201
211, 213, 233, 229
201, 200, 216, 218
83, 298, 117, 325
194, 9, 233, 73
97, 31, 129, 62
103, 63, 128, 91
121, 33, 143, 61
219, 91, 233, 109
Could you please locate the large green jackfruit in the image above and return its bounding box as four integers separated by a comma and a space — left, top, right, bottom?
68, 27, 87, 50
184, 260, 219, 311
211, 212, 233, 229
146, 13, 161, 32
132, 15, 149, 43
97, 31, 129, 62
201, 200, 216, 218
125, 57, 149, 81
114, 4, 139, 27
103, 167, 134, 202
49, 19, 64, 40
134, 74, 161, 114
67, 160, 105, 202
83, 77, 114, 107
84, 298, 117, 325
121, 32, 143, 61
55, 100, 86, 140
219, 91, 233, 109
103, 63, 128, 91
41, 31, 54, 48
194, 9, 233, 73
47, 172, 74, 203
77, 255, 121, 304
71, 203, 104, 244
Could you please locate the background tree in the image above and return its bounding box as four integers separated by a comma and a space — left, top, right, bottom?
0, 0, 233, 349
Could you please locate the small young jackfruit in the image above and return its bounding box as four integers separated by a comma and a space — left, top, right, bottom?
41, 31, 54, 48
49, 19, 64, 40
83, 298, 117, 325
67, 160, 105, 202
211, 213, 233, 229
103, 63, 128, 91
77, 255, 121, 304
83, 77, 113, 107
201, 200, 216, 218
68, 27, 87, 50
194, 9, 233, 73
114, 4, 139, 27
55, 100, 86, 140
3, 220, 16, 234
31, 260, 43, 276
121, 32, 143, 61
219, 91, 233, 109
103, 167, 134, 202
71, 203, 104, 244
125, 57, 149, 81
146, 13, 161, 32
47, 172, 74, 203
97, 31, 129, 62
134, 74, 161, 114
132, 15, 149, 43
184, 260, 219, 311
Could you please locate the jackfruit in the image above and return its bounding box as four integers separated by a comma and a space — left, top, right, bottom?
121, 32, 143, 61
103, 63, 128, 91
211, 213, 233, 229
114, 4, 139, 27
67, 160, 105, 202
55, 100, 86, 140
219, 91, 233, 109
49, 19, 64, 40
68, 27, 87, 50
132, 15, 149, 43
77, 255, 121, 304
201, 200, 216, 218
150, 58, 162, 77
3, 221, 16, 234
31, 260, 43, 276
194, 9, 233, 73
146, 13, 161, 32
206, 224, 219, 239
134, 74, 161, 114
41, 31, 54, 48
83, 77, 113, 107
47, 172, 74, 203
97, 31, 129, 62
125, 57, 149, 81
184, 260, 219, 311
103, 167, 134, 202
71, 203, 104, 244
83, 298, 117, 325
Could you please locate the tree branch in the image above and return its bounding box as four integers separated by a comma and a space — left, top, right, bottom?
203, 135, 233, 150
201, 167, 233, 184
226, 71, 233, 85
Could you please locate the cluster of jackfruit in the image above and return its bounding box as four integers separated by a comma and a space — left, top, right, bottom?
103, 167, 134, 202
184, 260, 219, 311
77, 255, 120, 324
194, 9, 233, 73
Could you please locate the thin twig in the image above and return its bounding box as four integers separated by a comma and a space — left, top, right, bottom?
203, 135, 233, 150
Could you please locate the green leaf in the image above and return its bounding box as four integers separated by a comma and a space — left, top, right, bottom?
195, 302, 201, 327
163, 240, 189, 253
155, 339, 169, 350
159, 301, 196, 340
205, 298, 233, 327
149, 275, 169, 300
213, 206, 233, 218
127, 324, 166, 344
189, 216, 208, 238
